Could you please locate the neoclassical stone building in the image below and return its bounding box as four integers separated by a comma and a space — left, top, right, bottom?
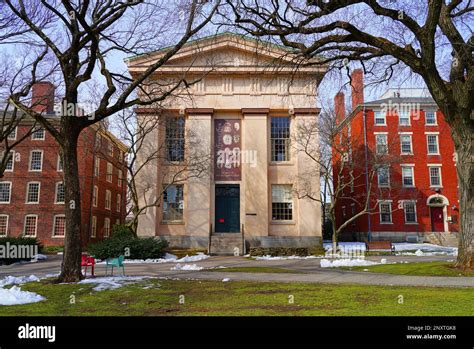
126, 33, 326, 254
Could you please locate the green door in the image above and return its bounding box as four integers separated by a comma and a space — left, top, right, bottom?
215, 185, 240, 233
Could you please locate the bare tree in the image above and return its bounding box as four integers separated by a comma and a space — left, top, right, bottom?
4, 0, 220, 282
222, 0, 474, 269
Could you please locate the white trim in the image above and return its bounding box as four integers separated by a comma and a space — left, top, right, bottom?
401, 165, 415, 187
55, 182, 65, 204
378, 201, 393, 224
373, 111, 387, 126
52, 214, 66, 238
428, 166, 443, 188
400, 163, 415, 166
92, 185, 98, 207
398, 110, 411, 126
31, 127, 45, 140
424, 131, 440, 135
105, 189, 111, 210
426, 134, 440, 155
106, 162, 113, 183
91, 216, 97, 238
403, 200, 418, 224
400, 134, 413, 155
25, 181, 41, 204
0, 181, 12, 204
6, 126, 17, 141
377, 166, 390, 188
4, 150, 14, 172
373, 131, 388, 135
0, 214, 8, 236
29, 149, 43, 172
398, 131, 413, 135
57, 154, 63, 172
116, 193, 121, 212
94, 158, 100, 177
426, 193, 449, 206
23, 214, 38, 237
424, 110, 438, 126
104, 217, 110, 237
427, 163, 443, 166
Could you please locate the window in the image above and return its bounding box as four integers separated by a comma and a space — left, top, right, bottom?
427, 134, 439, 155
400, 134, 413, 154
116, 194, 121, 212
31, 127, 45, 140
0, 182, 12, 203
379, 202, 392, 223
57, 154, 63, 171
7, 126, 17, 140
429, 166, 442, 187
377, 166, 390, 187
55, 182, 65, 204
104, 218, 110, 238
26, 182, 40, 204
398, 111, 410, 126
349, 171, 354, 193
106, 162, 113, 182
375, 134, 388, 155
271, 117, 290, 161
24, 215, 37, 236
93, 186, 98, 207
4, 151, 14, 171
29, 150, 43, 171
404, 202, 417, 223
94, 158, 100, 177
271, 185, 293, 221
91, 216, 97, 238
162, 185, 184, 222
401, 166, 415, 187
53, 215, 66, 237
165, 117, 185, 162
105, 190, 111, 210
425, 111, 437, 125
374, 111, 386, 125
0, 215, 8, 236
118, 169, 123, 188
108, 142, 114, 157
342, 206, 346, 219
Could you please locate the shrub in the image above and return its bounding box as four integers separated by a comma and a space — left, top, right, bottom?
249, 247, 312, 257
87, 224, 168, 260
0, 237, 43, 265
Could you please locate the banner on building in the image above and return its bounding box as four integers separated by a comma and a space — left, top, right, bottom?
214, 119, 241, 181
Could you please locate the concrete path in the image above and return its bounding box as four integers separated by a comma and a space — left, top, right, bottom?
1, 254, 473, 288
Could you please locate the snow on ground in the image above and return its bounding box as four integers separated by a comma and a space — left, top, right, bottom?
222, 278, 230, 282
171, 264, 204, 271
320, 258, 383, 268
32, 254, 47, 260
78, 276, 155, 292
393, 243, 457, 256
97, 252, 210, 264
0, 286, 45, 305
254, 255, 320, 261
323, 242, 366, 251
0, 275, 44, 306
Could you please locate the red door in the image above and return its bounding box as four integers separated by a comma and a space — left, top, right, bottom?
430, 207, 444, 232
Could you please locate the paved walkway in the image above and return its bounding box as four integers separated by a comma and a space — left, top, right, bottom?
1, 255, 473, 288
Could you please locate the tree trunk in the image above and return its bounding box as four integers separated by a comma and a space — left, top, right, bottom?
58, 132, 84, 282
454, 122, 474, 270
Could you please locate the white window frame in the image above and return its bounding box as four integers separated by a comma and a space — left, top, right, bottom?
105, 189, 111, 210
55, 182, 65, 204
399, 132, 413, 155
116, 193, 121, 212
91, 216, 97, 238
425, 110, 437, 125
57, 154, 63, 172
0, 214, 8, 236
104, 217, 110, 238
0, 181, 12, 204
379, 201, 393, 224
377, 166, 390, 188
26, 181, 41, 204
375, 133, 388, 155
428, 165, 443, 188
31, 126, 45, 140
108, 142, 114, 157
106, 162, 113, 183
398, 110, 411, 126
29, 150, 43, 172
93, 185, 98, 207
118, 169, 123, 188
401, 164, 415, 187
94, 158, 100, 177
374, 110, 386, 126
7, 126, 17, 140
3, 150, 14, 172
403, 201, 417, 224
426, 133, 440, 155
349, 171, 354, 193
23, 214, 38, 237
52, 214, 66, 238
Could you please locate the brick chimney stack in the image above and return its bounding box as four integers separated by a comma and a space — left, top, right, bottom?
350, 69, 364, 111
31, 82, 55, 113
334, 91, 346, 124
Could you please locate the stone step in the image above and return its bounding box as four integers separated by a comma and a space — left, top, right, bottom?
210, 233, 244, 256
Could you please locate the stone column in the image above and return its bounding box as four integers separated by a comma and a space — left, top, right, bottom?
294, 110, 322, 238
185, 109, 213, 238
242, 108, 269, 238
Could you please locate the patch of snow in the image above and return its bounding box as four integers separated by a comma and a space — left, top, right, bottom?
32, 254, 47, 260
176, 253, 210, 263
171, 264, 204, 271
0, 286, 45, 305
320, 259, 380, 268
97, 252, 209, 264
78, 276, 155, 292
254, 255, 319, 261
381, 258, 387, 264
222, 278, 230, 282
393, 243, 457, 255
323, 242, 366, 251
0, 275, 40, 287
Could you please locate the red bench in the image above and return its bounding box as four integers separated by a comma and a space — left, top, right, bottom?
366, 241, 395, 254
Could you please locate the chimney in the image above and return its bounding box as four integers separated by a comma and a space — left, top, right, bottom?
31, 82, 55, 113
350, 69, 364, 111
334, 91, 346, 123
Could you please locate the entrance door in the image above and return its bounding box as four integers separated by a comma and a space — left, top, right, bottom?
215, 185, 240, 233
430, 207, 444, 232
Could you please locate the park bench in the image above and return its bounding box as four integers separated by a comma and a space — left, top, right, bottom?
365, 241, 395, 254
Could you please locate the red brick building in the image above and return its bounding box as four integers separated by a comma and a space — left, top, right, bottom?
0, 82, 128, 247
333, 70, 459, 243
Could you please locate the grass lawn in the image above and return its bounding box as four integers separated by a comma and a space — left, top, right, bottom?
0, 278, 473, 316
343, 261, 474, 277
208, 267, 301, 274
